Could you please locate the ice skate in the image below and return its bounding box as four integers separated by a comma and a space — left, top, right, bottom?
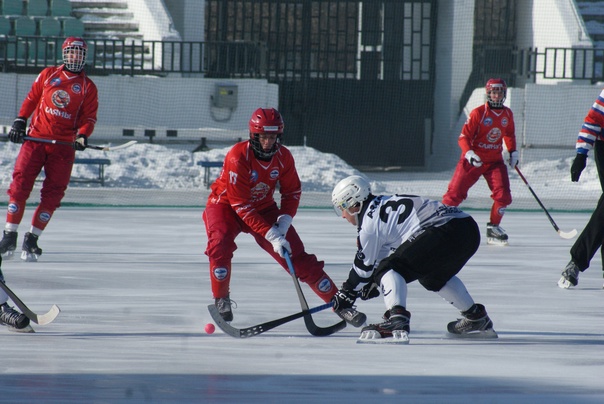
447, 303, 497, 339
215, 295, 235, 322
486, 223, 508, 246
357, 306, 410, 344
0, 302, 33, 333
0, 231, 18, 259
558, 261, 580, 289
21, 232, 42, 262
335, 307, 367, 328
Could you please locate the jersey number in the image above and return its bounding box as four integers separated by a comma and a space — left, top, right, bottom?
379, 199, 413, 224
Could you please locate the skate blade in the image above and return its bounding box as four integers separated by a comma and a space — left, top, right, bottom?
557, 277, 575, 289
487, 237, 508, 246
447, 328, 498, 339
1, 250, 15, 260
7, 324, 35, 333
357, 329, 409, 344
20, 251, 39, 262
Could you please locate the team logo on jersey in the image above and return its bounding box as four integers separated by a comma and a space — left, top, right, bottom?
38, 211, 51, 223
270, 169, 279, 179
7, 203, 19, 214
50, 78, 61, 86
213, 267, 229, 280
501, 117, 509, 127
317, 277, 333, 293
71, 83, 82, 94
483, 118, 493, 127
486, 128, 502, 143
251, 182, 270, 202
250, 170, 258, 183
51, 90, 70, 108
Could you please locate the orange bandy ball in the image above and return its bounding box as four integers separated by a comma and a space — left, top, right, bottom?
205, 323, 215, 334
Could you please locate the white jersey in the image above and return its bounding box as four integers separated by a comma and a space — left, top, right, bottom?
352, 194, 469, 286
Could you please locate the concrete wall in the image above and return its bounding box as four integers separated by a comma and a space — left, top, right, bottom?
430, 0, 475, 171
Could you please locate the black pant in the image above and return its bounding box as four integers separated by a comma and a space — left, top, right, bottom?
373, 216, 480, 292
570, 140, 604, 272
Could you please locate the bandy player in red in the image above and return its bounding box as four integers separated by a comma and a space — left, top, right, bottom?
0, 37, 98, 262
202, 108, 365, 327
442, 78, 518, 245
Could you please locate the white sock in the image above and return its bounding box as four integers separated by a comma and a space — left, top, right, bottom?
380, 269, 407, 309
29, 226, 43, 237
5, 223, 18, 232
437, 276, 475, 312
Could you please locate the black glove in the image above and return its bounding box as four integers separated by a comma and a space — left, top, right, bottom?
570, 153, 587, 182
8, 117, 27, 144
73, 134, 88, 151
359, 282, 380, 301
331, 283, 357, 311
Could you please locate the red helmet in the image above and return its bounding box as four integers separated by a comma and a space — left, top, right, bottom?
248, 108, 284, 159
485, 78, 507, 108
62, 37, 88, 72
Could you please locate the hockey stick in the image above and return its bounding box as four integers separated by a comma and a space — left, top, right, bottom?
21, 136, 137, 151
515, 166, 578, 239
0, 281, 60, 325
283, 250, 346, 336
208, 302, 334, 338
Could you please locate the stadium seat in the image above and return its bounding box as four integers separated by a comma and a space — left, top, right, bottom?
39, 17, 61, 36
50, 0, 72, 17
2, 0, 24, 16
0, 17, 12, 37
33, 39, 58, 64
14, 16, 37, 36
62, 17, 84, 37
5, 39, 27, 62
27, 0, 49, 16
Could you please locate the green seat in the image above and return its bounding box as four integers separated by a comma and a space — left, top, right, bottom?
62, 18, 84, 37
6, 39, 27, 62
14, 16, 37, 36
39, 17, 61, 36
32, 39, 58, 64
28, 0, 49, 16
2, 0, 24, 16
50, 0, 72, 17
0, 17, 12, 37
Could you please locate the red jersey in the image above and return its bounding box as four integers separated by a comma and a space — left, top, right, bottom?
207, 141, 302, 236
458, 103, 516, 164
19, 65, 98, 141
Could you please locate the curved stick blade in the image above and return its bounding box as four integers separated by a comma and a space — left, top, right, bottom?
558, 229, 578, 239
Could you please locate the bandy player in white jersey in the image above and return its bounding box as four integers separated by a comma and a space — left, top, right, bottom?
330, 175, 498, 343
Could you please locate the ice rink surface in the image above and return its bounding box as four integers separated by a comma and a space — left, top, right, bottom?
0, 207, 603, 403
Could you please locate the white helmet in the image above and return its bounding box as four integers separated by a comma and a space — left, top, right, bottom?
332, 175, 371, 214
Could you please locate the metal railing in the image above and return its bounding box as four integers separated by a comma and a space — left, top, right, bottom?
518, 47, 604, 83
0, 37, 267, 77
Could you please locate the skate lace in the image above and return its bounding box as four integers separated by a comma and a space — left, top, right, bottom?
23, 234, 42, 254
0, 232, 17, 250
454, 315, 490, 332
216, 297, 237, 311
487, 224, 506, 237
562, 262, 580, 279
0, 304, 23, 326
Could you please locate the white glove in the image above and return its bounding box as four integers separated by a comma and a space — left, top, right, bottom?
275, 214, 292, 236
265, 226, 291, 258
508, 150, 518, 168
465, 150, 483, 167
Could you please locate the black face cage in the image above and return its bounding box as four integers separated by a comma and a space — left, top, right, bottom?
250, 134, 282, 159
